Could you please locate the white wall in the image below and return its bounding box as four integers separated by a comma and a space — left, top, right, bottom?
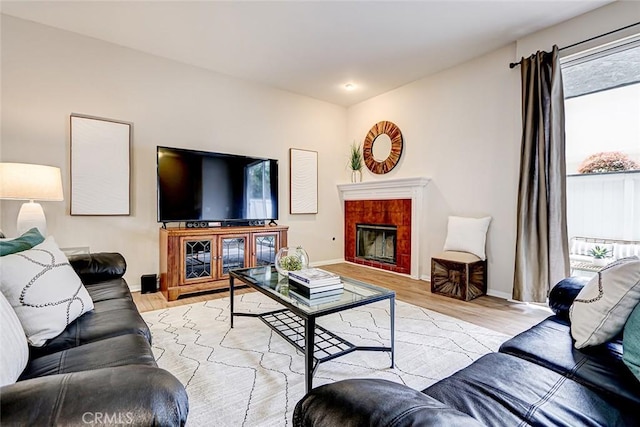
347, 1, 640, 298
347, 46, 521, 298
0, 15, 347, 290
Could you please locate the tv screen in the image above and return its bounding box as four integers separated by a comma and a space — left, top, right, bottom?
157, 146, 278, 224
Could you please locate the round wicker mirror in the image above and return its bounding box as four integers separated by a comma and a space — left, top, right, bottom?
363, 121, 403, 174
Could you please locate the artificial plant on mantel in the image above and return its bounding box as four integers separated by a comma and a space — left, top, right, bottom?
348, 141, 364, 183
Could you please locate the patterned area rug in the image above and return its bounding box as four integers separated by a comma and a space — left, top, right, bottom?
142, 293, 509, 427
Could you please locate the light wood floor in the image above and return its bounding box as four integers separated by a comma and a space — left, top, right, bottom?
132, 262, 551, 336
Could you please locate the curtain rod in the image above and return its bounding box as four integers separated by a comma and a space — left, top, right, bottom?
508, 22, 640, 68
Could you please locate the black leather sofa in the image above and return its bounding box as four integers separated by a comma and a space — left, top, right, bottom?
293, 277, 640, 426
1, 253, 189, 426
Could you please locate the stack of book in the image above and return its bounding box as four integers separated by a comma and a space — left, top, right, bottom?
288, 268, 344, 305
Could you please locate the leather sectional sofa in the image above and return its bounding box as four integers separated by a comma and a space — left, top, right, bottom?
1, 253, 188, 426
293, 277, 640, 426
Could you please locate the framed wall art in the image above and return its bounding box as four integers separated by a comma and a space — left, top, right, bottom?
70, 114, 131, 215
289, 148, 318, 214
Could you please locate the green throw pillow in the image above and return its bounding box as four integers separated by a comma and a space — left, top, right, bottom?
623, 302, 640, 381
0, 228, 45, 256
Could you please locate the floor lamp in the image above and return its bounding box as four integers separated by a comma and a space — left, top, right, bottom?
0, 163, 64, 236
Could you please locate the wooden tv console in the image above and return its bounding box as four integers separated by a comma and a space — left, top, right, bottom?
159, 225, 288, 301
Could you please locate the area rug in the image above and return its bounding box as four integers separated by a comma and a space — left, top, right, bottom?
142, 293, 509, 427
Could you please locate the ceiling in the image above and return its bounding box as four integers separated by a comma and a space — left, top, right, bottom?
1, 1, 614, 107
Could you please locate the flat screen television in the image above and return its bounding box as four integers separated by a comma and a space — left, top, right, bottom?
157, 146, 278, 225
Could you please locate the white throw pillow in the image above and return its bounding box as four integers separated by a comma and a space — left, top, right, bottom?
0, 236, 94, 347
0, 292, 28, 386
569, 256, 640, 349
443, 216, 491, 260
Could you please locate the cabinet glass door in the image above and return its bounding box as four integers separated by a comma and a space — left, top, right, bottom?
184, 239, 213, 280
220, 236, 248, 276
253, 233, 279, 266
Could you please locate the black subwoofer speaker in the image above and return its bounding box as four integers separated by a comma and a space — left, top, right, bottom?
141, 274, 158, 294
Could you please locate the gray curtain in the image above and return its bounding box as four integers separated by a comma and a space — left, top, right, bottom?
513, 46, 570, 302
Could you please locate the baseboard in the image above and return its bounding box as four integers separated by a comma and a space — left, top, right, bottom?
310, 258, 348, 267
486, 289, 512, 300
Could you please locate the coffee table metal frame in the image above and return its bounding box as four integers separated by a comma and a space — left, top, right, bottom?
229, 266, 395, 393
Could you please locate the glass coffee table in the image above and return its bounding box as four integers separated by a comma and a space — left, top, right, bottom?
229, 266, 395, 393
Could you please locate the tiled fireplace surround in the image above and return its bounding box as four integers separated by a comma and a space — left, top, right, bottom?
338, 178, 430, 279
345, 199, 411, 274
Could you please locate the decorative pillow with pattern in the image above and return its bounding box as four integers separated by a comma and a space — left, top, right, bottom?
0, 236, 94, 347
569, 256, 640, 349
0, 292, 28, 386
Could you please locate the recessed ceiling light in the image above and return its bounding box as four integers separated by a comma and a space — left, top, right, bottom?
344, 83, 356, 91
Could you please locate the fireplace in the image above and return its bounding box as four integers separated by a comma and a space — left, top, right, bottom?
344, 199, 411, 274
338, 177, 430, 279
356, 224, 397, 264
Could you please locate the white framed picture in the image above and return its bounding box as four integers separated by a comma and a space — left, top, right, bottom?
289, 148, 318, 214
70, 114, 131, 215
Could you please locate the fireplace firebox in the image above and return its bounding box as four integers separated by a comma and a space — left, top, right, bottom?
356, 224, 397, 265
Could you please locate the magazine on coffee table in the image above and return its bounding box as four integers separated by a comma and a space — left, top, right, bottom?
288, 268, 341, 286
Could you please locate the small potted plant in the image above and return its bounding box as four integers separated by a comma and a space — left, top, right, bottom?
275, 246, 309, 277
588, 245, 611, 267
348, 141, 364, 183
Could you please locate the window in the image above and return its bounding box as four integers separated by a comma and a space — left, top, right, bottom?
563, 38, 640, 174
562, 34, 640, 275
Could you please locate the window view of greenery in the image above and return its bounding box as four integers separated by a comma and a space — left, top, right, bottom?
562, 42, 640, 276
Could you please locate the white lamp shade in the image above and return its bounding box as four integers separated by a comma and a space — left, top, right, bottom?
0, 163, 64, 201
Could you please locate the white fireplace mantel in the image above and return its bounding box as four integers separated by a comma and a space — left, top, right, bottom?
337, 177, 430, 201
337, 177, 431, 279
